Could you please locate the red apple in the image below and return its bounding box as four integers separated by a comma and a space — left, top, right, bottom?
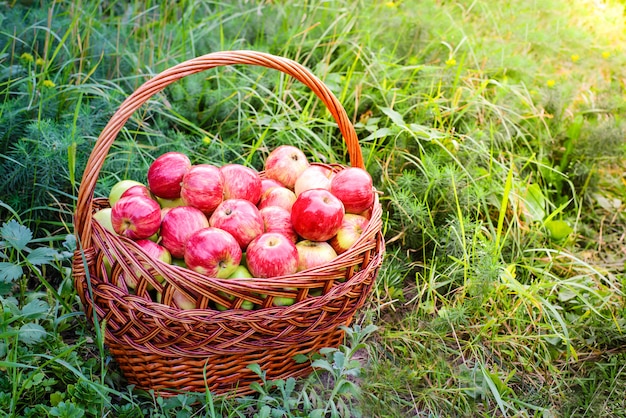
184, 227, 242, 278
172, 290, 196, 309
246, 232, 298, 278
157, 288, 196, 310
160, 206, 210, 258
329, 213, 369, 254
209, 199, 264, 250
220, 164, 262, 204
136, 239, 172, 265
294, 165, 333, 196
215, 265, 256, 311
259, 206, 298, 243
260, 178, 284, 195
108, 179, 144, 206
295, 240, 338, 272
111, 195, 161, 240
180, 164, 224, 215
124, 239, 172, 290
330, 167, 375, 214
147, 151, 192, 199
120, 184, 153, 200
92, 208, 115, 234
264, 145, 310, 189
291, 189, 344, 241
257, 186, 297, 212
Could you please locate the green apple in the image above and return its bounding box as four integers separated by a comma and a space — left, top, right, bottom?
271, 291, 296, 307
228, 265, 253, 279
92, 208, 116, 234
171, 258, 188, 268
108, 179, 144, 206
309, 288, 323, 297
156, 196, 185, 209
101, 253, 113, 279
260, 287, 296, 307
215, 265, 256, 311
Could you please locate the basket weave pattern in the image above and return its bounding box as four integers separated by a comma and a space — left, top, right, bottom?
72, 51, 385, 396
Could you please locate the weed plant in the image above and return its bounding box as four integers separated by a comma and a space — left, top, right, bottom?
2, 0, 626, 416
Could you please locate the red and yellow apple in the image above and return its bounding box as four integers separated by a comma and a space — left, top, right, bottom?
246, 232, 298, 278
180, 164, 225, 215
329, 213, 369, 254
159, 206, 209, 258
111, 195, 162, 240
220, 163, 262, 204
209, 199, 264, 250
264, 145, 310, 190
291, 189, 344, 242
147, 151, 192, 199
184, 227, 242, 278
330, 167, 374, 214
295, 240, 338, 272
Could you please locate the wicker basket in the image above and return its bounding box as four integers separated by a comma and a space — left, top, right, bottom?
72, 50, 385, 397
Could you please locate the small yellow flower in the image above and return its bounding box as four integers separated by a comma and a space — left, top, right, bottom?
202, 136, 211, 145
445, 58, 457, 66
602, 51, 611, 59
42, 79, 56, 88
20, 52, 34, 63
384, 1, 397, 7
546, 79, 556, 88
35, 57, 45, 66
571, 54, 580, 63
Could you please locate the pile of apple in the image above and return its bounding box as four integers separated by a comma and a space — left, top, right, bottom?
92, 145, 375, 309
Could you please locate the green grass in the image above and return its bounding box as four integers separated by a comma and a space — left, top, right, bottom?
2, 0, 626, 416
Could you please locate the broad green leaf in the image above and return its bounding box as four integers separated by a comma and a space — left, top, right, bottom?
18, 322, 47, 345
380, 107, 406, 127
333, 350, 346, 369
26, 247, 60, 266
0, 281, 15, 295
310, 409, 325, 418
247, 363, 263, 377
520, 183, 546, 222
62, 234, 77, 253
284, 377, 295, 395
0, 220, 32, 251
271, 407, 285, 418
545, 220, 573, 241
311, 359, 334, 373
49, 401, 85, 418
0, 262, 23, 283
257, 405, 271, 418
50, 392, 65, 407
21, 299, 50, 319
293, 354, 308, 364
557, 288, 577, 303
23, 371, 45, 390
362, 127, 396, 142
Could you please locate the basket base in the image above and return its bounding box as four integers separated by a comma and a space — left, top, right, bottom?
108, 326, 346, 397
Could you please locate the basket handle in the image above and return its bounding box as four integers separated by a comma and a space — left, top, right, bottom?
74, 50, 363, 248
